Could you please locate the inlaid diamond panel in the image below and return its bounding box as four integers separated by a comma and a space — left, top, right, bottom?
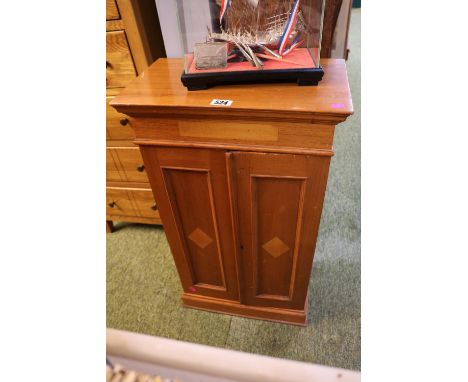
262, 236, 289, 258
188, 228, 213, 249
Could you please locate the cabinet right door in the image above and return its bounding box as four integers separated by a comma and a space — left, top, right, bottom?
229, 152, 332, 310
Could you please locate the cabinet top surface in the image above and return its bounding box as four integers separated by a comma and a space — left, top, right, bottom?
111, 58, 353, 120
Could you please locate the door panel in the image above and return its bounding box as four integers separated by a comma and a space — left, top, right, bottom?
163, 168, 224, 288
229, 152, 331, 310
253, 176, 306, 299
140, 146, 239, 301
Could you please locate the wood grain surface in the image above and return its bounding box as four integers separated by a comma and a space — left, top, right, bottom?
106, 147, 150, 184
229, 152, 331, 310
139, 146, 240, 302
107, 94, 135, 141
130, 117, 336, 152
106, 0, 166, 232
110, 58, 353, 123
106, 187, 160, 220
106, 31, 137, 88
106, 19, 125, 32
106, 0, 120, 20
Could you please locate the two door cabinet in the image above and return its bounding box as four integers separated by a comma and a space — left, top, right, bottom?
111, 58, 353, 325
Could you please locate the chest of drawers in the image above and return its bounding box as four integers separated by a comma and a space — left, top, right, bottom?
106, 0, 165, 232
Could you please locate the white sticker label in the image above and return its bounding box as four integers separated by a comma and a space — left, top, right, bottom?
210, 99, 233, 107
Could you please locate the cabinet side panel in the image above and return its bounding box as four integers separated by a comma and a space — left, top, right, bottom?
252, 176, 306, 299
163, 168, 226, 289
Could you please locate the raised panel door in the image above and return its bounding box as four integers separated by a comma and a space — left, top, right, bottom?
229, 152, 331, 310
140, 146, 239, 302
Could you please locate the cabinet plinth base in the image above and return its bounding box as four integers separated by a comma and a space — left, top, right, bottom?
182, 293, 308, 326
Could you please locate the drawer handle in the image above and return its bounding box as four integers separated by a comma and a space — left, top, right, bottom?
120, 118, 129, 126
151, 203, 157, 211
106, 60, 113, 69
108, 201, 117, 208
137, 164, 145, 172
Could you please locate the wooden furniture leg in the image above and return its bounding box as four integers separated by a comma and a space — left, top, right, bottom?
106, 220, 114, 233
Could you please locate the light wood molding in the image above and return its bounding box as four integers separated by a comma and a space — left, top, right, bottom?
134, 139, 335, 157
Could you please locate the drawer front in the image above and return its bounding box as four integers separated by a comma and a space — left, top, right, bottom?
106, 147, 149, 183
107, 188, 160, 219
106, 0, 120, 20
106, 31, 137, 88
107, 95, 135, 140
106, 148, 121, 181
107, 188, 135, 217
132, 189, 160, 218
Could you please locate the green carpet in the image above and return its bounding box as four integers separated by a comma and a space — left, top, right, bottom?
107, 9, 361, 371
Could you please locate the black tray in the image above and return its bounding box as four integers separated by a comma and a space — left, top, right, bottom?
181, 67, 324, 91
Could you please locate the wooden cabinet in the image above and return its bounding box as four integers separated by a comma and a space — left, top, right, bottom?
111, 58, 353, 325
106, 0, 166, 232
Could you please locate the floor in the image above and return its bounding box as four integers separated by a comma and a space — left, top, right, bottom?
107, 9, 361, 371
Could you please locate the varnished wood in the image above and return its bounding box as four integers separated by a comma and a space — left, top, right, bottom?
132, 140, 334, 156
106, 31, 137, 88
106, 139, 138, 148
321, 0, 344, 58
131, 118, 336, 152
116, 0, 164, 74
116, 0, 149, 74
229, 152, 331, 310
139, 147, 240, 301
106, 187, 160, 220
106, 147, 149, 183
111, 58, 352, 324
107, 181, 151, 189
106, 0, 120, 20
106, 220, 114, 233
182, 293, 308, 326
107, 95, 135, 141
110, 59, 353, 123
106, 0, 166, 231
106, 19, 125, 32
105, 214, 162, 226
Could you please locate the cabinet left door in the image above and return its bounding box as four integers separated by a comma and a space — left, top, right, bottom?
139, 146, 240, 302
